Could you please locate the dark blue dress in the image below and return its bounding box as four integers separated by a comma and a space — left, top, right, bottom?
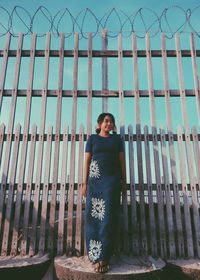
85, 134, 124, 263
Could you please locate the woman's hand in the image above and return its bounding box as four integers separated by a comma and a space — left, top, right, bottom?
120, 179, 127, 194
82, 183, 87, 197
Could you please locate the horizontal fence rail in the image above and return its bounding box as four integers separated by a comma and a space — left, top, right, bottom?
1, 89, 200, 97
1, 50, 200, 57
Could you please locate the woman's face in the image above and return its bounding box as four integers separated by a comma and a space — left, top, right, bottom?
99, 115, 114, 133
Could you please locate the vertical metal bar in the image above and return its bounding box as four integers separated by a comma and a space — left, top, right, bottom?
29, 32, 51, 256
39, 125, 53, 255
20, 124, 37, 255
160, 126, 176, 258
152, 126, 167, 258
144, 125, 157, 257
0, 33, 11, 114
132, 33, 141, 128
102, 29, 108, 112
177, 126, 194, 257
87, 33, 92, 137
1, 124, 21, 256
118, 33, 129, 252
133, 33, 148, 255
67, 32, 79, 251
48, 33, 65, 253
75, 124, 84, 254
146, 33, 156, 128
12, 33, 36, 256
192, 126, 200, 187
190, 32, 200, 125
57, 125, 69, 255
161, 33, 184, 257
128, 124, 139, 255
0, 124, 5, 169
175, 33, 190, 131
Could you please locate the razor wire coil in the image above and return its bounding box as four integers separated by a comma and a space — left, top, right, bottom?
0, 6, 200, 39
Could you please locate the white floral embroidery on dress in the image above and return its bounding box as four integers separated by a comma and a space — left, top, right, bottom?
91, 197, 105, 220
88, 240, 102, 262
89, 160, 100, 178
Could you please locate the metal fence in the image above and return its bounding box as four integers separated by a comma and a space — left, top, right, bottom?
0, 32, 200, 260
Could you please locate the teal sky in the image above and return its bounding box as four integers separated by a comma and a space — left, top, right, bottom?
1, 0, 200, 13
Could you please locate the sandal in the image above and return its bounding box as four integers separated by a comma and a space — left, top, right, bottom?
94, 261, 109, 273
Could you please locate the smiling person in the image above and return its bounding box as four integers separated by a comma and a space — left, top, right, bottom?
82, 113, 126, 273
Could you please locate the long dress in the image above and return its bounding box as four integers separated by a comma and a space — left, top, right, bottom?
85, 133, 124, 263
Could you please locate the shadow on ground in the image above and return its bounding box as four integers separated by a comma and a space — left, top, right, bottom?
0, 259, 52, 280
0, 261, 198, 280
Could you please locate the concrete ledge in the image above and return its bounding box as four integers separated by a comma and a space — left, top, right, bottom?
0, 254, 50, 268
167, 259, 200, 279
0, 254, 51, 280
54, 255, 166, 280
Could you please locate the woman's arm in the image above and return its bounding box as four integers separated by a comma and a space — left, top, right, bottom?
82, 152, 92, 197
119, 151, 127, 193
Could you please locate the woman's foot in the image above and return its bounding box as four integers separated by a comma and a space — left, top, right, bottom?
94, 261, 109, 273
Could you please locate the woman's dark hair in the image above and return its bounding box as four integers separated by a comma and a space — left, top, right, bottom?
95, 113, 116, 134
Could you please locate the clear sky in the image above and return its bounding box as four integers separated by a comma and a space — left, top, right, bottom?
1, 0, 199, 13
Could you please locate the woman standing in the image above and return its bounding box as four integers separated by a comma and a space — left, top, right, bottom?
82, 113, 126, 273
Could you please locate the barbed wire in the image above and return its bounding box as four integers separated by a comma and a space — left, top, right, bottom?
0, 6, 200, 39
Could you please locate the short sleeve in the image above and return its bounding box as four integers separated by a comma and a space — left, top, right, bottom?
119, 135, 125, 152
85, 135, 93, 153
